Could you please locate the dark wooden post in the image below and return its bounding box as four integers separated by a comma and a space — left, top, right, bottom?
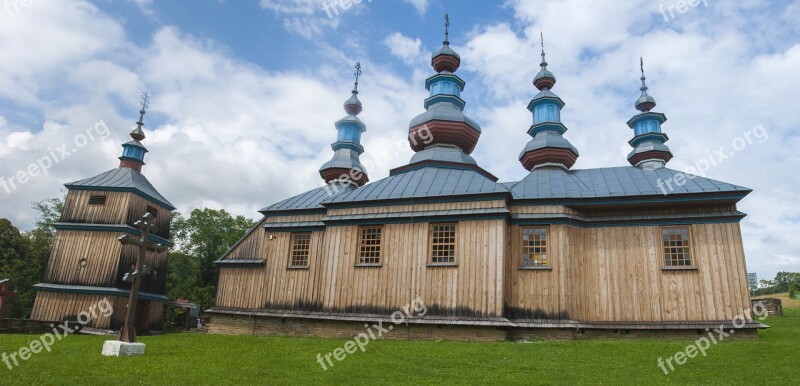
116, 213, 165, 343
0, 280, 17, 319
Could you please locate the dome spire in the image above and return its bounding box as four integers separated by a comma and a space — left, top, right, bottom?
408, 13, 481, 155
118, 92, 150, 172
533, 31, 556, 91
344, 62, 363, 115
519, 34, 579, 171
320, 62, 369, 187
444, 13, 450, 45
540, 30, 547, 68
626, 56, 672, 169
635, 56, 657, 112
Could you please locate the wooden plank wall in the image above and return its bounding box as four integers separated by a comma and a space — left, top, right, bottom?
216, 204, 506, 317
505, 224, 571, 319
31, 292, 127, 329
32, 292, 164, 331
61, 190, 130, 224
44, 230, 123, 286
61, 189, 172, 239
507, 222, 752, 322
217, 202, 752, 324
126, 194, 172, 239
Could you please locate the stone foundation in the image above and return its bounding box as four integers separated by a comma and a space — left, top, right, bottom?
209, 314, 506, 342
208, 313, 761, 341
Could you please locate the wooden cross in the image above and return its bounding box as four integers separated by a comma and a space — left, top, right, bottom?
0, 280, 17, 319
116, 213, 166, 343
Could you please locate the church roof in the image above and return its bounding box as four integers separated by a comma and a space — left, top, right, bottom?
65, 167, 175, 210
508, 166, 750, 201
260, 183, 356, 214
323, 166, 508, 205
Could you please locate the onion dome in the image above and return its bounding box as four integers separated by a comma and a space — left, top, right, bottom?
119, 92, 150, 172
519, 34, 579, 171
408, 14, 481, 155
533, 32, 556, 91
626, 57, 672, 169
431, 13, 461, 73
319, 62, 369, 187
635, 57, 656, 112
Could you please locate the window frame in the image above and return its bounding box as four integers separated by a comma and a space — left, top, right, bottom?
146, 205, 159, 218
88, 195, 107, 205
661, 226, 696, 270
519, 226, 552, 270
287, 232, 312, 269
355, 226, 383, 267
428, 223, 457, 267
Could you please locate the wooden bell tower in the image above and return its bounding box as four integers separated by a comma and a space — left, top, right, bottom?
31, 94, 175, 332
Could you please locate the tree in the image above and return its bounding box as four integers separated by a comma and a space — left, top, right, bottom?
168, 209, 256, 311
0, 195, 65, 318
0, 218, 34, 318
27, 195, 65, 278
774, 272, 800, 293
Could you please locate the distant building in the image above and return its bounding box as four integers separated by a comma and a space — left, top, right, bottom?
31, 103, 174, 333
748, 273, 758, 291
209, 19, 762, 339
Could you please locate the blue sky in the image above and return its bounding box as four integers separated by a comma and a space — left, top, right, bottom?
0, 0, 798, 280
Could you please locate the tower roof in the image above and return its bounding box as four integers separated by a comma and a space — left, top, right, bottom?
431, 14, 461, 73
533, 32, 556, 91
65, 167, 175, 210
519, 33, 579, 171
119, 92, 151, 172
319, 62, 370, 187
635, 57, 657, 112
409, 14, 481, 157
627, 57, 672, 169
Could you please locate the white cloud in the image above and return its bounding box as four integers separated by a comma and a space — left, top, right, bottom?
259, 0, 323, 14
0, 0, 797, 283
130, 0, 155, 15
403, 0, 429, 15
383, 32, 424, 65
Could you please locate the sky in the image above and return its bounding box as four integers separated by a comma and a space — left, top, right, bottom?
0, 0, 798, 280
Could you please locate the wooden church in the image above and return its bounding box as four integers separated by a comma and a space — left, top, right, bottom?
31, 100, 174, 333
204, 21, 762, 340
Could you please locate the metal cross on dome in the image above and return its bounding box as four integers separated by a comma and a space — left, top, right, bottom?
138, 91, 149, 124
353, 62, 362, 92
444, 13, 450, 42
116, 212, 166, 343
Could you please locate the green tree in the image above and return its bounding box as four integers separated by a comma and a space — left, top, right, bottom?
168, 209, 256, 311
0, 195, 65, 318
774, 272, 800, 293
27, 195, 65, 277
0, 218, 34, 318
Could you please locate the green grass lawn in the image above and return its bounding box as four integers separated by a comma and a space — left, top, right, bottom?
1, 309, 798, 385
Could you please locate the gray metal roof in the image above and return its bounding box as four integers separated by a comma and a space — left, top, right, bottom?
519, 130, 580, 159
432, 44, 461, 61
319, 148, 367, 173
409, 144, 477, 165
322, 208, 509, 222
409, 102, 481, 132
323, 166, 508, 204
65, 167, 175, 210
510, 166, 750, 200
262, 221, 325, 229
260, 183, 355, 213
